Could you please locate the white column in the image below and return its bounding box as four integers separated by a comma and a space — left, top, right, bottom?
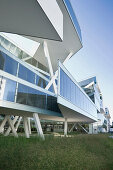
23, 117, 30, 138
45, 52, 73, 92
5, 116, 18, 136
33, 113, 44, 140
89, 123, 93, 134
43, 41, 57, 94
64, 118, 68, 136
7, 116, 18, 137
28, 118, 31, 135
0, 115, 9, 133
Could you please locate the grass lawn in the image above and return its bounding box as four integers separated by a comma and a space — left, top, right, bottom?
0, 134, 113, 170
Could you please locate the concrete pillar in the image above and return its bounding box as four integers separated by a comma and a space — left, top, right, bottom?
28, 118, 31, 135
33, 113, 44, 140
89, 123, 93, 134
64, 118, 68, 136
23, 117, 30, 138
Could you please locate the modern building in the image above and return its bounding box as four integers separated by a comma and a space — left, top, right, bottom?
0, 0, 107, 139
79, 77, 110, 133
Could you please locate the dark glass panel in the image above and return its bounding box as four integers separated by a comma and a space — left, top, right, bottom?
16, 84, 28, 105
4, 54, 18, 76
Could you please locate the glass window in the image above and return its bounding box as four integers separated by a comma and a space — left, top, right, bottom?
3, 78, 16, 102
26, 69, 35, 84
36, 75, 47, 88
4, 54, 18, 76
18, 64, 27, 81
59, 67, 97, 116
16, 84, 28, 105
18, 64, 35, 84
0, 51, 18, 76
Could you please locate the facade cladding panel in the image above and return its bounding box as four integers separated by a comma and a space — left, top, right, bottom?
60, 68, 97, 116
0, 47, 60, 113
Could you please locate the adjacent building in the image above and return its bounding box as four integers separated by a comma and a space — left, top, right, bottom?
79, 77, 111, 133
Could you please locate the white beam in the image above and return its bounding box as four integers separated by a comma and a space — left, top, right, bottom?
7, 116, 18, 137
43, 41, 57, 94
69, 123, 76, 133
4, 116, 19, 136
23, 117, 30, 138
33, 113, 44, 140
78, 123, 88, 134
89, 123, 93, 134
64, 118, 68, 136
0, 115, 9, 133
45, 52, 73, 91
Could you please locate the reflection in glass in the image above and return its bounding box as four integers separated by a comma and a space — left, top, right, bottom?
60, 68, 97, 116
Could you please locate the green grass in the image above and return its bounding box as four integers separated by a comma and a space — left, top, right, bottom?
0, 134, 113, 170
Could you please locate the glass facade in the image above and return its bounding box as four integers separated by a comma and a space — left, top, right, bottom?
16, 83, 60, 113
0, 47, 60, 113
0, 49, 54, 92
60, 68, 97, 116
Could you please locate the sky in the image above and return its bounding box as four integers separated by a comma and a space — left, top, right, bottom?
65, 0, 113, 122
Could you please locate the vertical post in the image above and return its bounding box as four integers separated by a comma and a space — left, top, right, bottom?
28, 118, 31, 135
23, 117, 29, 138
89, 123, 93, 134
64, 118, 68, 136
33, 113, 44, 140
43, 41, 57, 94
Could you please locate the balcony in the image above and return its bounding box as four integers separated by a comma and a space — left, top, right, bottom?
57, 62, 97, 123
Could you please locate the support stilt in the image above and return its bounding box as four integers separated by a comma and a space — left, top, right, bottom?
33, 113, 44, 140
4, 116, 18, 136
78, 123, 88, 134
89, 123, 93, 134
7, 116, 18, 137
23, 117, 30, 138
69, 123, 76, 133
64, 118, 68, 136
28, 118, 31, 135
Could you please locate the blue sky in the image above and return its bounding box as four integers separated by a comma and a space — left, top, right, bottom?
65, 0, 113, 121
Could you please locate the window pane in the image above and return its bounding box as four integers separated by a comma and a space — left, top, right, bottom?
3, 78, 16, 102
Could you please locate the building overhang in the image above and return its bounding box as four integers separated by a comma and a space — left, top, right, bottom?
24, 0, 82, 72
0, 0, 63, 41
